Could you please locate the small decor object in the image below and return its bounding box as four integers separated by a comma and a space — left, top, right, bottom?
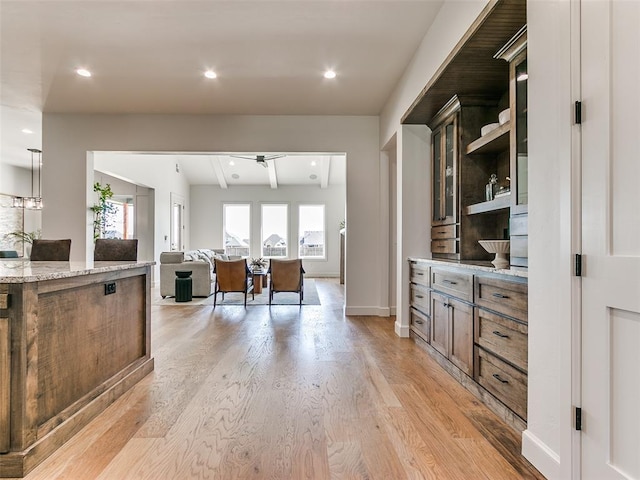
485, 174, 498, 201
250, 257, 267, 272
480, 122, 500, 136
498, 108, 511, 125
175, 270, 193, 302
478, 240, 510, 269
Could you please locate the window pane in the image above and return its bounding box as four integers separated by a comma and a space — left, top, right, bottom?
104, 198, 134, 239
261, 204, 288, 258
223, 204, 250, 257
299, 205, 325, 258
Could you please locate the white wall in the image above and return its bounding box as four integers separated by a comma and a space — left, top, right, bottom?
42, 114, 381, 313
94, 154, 190, 272
93, 171, 156, 265
379, 0, 489, 148
0, 164, 31, 197
523, 1, 575, 478
190, 184, 345, 277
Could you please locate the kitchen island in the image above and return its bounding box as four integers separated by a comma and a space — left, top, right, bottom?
0, 260, 154, 477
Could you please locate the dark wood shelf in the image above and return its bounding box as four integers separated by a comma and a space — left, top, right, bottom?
466, 122, 511, 155
465, 194, 511, 215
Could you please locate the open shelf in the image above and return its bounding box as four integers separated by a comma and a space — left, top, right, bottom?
465, 194, 511, 215
466, 122, 511, 155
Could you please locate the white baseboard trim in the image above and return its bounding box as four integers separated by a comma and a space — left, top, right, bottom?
395, 321, 410, 338
344, 306, 390, 317
522, 429, 560, 480
390, 306, 396, 316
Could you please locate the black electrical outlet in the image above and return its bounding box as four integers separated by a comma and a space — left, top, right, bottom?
105, 282, 116, 295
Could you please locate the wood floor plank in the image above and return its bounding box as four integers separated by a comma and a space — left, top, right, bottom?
14, 279, 544, 480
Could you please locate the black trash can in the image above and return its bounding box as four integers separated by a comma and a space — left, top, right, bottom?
175, 270, 193, 302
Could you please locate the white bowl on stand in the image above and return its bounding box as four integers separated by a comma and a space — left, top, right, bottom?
478, 240, 510, 269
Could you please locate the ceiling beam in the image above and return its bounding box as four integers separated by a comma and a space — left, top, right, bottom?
209, 156, 228, 189
267, 160, 278, 189
320, 156, 331, 189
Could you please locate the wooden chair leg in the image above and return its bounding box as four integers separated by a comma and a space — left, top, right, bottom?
213, 291, 217, 308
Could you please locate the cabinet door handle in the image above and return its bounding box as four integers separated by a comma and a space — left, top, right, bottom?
443, 302, 450, 308
415, 294, 424, 299
492, 330, 510, 339
492, 293, 509, 299
415, 319, 423, 325
443, 279, 457, 285
416, 272, 424, 276
492, 374, 509, 384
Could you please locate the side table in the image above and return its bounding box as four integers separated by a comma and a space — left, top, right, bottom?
175, 270, 193, 302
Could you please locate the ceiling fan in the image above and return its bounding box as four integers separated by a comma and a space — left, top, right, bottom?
229, 154, 285, 168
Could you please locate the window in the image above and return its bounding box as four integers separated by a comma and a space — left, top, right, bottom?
261, 204, 288, 258
104, 197, 134, 239
298, 204, 325, 258
223, 203, 251, 257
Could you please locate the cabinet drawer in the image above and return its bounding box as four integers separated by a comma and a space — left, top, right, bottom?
476, 348, 527, 420
431, 224, 457, 240
431, 267, 473, 302
431, 239, 458, 255
409, 263, 430, 287
475, 276, 527, 322
410, 308, 430, 343
475, 308, 528, 372
410, 284, 430, 315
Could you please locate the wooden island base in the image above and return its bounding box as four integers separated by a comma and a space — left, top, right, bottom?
0, 262, 154, 478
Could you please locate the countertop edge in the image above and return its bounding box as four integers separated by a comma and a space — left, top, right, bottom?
408, 257, 528, 278
0, 261, 155, 283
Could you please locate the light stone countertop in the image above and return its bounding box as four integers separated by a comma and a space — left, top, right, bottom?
0, 260, 155, 283
408, 257, 528, 278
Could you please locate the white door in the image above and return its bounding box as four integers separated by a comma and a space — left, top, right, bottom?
170, 193, 184, 251
581, 1, 640, 478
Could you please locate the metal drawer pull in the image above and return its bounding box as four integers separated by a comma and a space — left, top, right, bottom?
415, 294, 424, 299
415, 319, 423, 325
416, 272, 424, 276
443, 279, 457, 285
492, 293, 509, 299
492, 374, 509, 384
492, 330, 510, 338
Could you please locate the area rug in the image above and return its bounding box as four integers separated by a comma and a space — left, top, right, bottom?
153, 279, 320, 306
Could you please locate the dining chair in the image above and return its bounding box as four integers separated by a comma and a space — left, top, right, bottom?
213, 258, 254, 308
30, 239, 71, 261
268, 259, 304, 306
94, 238, 138, 261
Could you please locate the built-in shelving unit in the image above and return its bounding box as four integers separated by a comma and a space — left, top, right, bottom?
465, 194, 511, 215
466, 123, 511, 155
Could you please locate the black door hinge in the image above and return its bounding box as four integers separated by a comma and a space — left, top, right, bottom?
575, 407, 582, 431
575, 101, 582, 124
575, 254, 582, 277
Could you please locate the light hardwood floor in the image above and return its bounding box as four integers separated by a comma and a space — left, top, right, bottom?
13, 279, 544, 479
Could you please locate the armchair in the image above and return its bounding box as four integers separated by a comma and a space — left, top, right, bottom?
213, 258, 254, 308
268, 259, 304, 306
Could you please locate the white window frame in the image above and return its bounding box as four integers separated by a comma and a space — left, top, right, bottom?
222, 202, 251, 258
260, 203, 289, 258
298, 204, 326, 260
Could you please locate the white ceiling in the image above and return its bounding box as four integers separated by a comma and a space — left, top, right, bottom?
0, 0, 444, 184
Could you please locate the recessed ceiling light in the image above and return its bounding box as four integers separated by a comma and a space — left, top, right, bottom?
232, 173, 240, 179
204, 70, 217, 79
229, 160, 235, 166
76, 68, 92, 77
324, 70, 336, 79
21, 128, 33, 134
311, 160, 317, 166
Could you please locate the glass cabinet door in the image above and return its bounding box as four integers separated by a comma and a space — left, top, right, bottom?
432, 130, 442, 222
444, 123, 455, 219
514, 56, 528, 211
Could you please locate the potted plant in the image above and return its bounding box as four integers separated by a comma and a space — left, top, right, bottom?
250, 257, 267, 272
90, 182, 117, 241
3, 229, 41, 257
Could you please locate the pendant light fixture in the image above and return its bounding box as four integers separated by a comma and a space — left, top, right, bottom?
12, 148, 43, 209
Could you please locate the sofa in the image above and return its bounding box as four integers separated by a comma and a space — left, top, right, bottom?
160, 248, 230, 298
